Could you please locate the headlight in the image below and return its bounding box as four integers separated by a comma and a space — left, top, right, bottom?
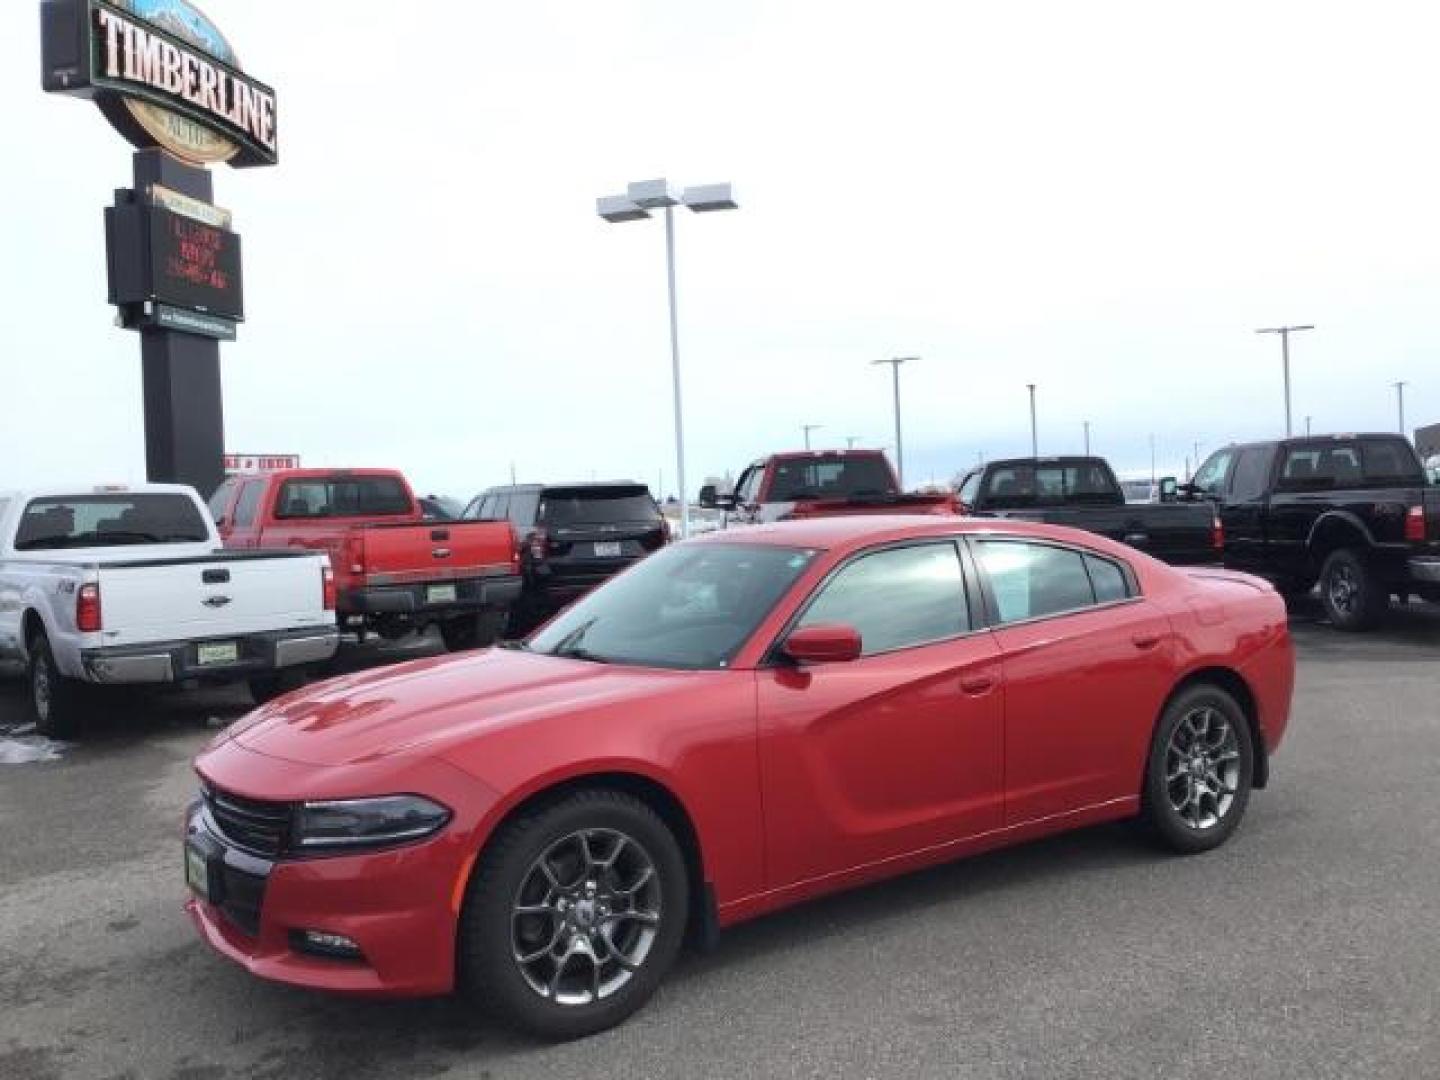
294, 795, 452, 851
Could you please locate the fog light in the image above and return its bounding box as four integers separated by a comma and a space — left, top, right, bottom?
292, 929, 363, 960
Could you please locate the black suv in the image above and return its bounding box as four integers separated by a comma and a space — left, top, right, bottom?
1186, 433, 1440, 629
462, 482, 669, 632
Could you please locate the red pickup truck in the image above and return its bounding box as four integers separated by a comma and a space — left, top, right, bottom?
698, 450, 957, 525
210, 469, 521, 651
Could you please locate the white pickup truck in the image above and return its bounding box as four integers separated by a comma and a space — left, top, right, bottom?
0, 484, 339, 736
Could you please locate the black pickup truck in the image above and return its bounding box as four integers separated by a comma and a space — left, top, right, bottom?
1186, 433, 1440, 629
955, 456, 1222, 565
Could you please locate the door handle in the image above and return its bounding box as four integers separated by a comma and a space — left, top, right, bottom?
1132, 633, 1162, 650
960, 675, 996, 696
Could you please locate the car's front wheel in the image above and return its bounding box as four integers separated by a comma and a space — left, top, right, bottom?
1143, 684, 1254, 854
459, 790, 689, 1039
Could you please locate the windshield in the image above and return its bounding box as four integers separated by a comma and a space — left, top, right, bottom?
539, 487, 660, 527
528, 543, 817, 669
768, 456, 896, 501
981, 462, 1119, 506
15, 494, 210, 550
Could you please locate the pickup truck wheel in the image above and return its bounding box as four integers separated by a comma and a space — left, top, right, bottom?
1319, 548, 1387, 631
1142, 684, 1254, 854
27, 636, 82, 739
439, 611, 503, 653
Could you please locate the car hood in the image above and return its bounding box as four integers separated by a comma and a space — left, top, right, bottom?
225, 648, 692, 767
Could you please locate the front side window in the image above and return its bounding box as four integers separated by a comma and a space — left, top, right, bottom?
207, 479, 237, 522
734, 467, 764, 505
233, 482, 263, 527
274, 476, 412, 519
976, 540, 1107, 624
796, 542, 970, 655
1191, 450, 1235, 497
1228, 448, 1274, 502
958, 472, 981, 507
15, 494, 210, 550
529, 543, 817, 669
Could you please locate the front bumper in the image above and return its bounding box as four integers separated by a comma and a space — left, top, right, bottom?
343, 574, 522, 617
184, 800, 468, 998
82, 626, 339, 685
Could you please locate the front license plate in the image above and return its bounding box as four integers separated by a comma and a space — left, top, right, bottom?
197, 642, 239, 666
593, 542, 622, 558
185, 841, 216, 902
427, 584, 458, 604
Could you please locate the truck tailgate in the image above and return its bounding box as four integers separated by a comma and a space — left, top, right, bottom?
356, 520, 516, 584
97, 553, 330, 647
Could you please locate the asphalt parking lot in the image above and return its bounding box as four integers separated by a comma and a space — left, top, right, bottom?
2, 602, 1438, 1080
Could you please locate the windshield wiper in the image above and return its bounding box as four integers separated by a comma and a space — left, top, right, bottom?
543, 617, 608, 663
498, 639, 530, 652
551, 646, 608, 663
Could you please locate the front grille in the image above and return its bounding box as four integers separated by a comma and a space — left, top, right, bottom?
203, 785, 293, 857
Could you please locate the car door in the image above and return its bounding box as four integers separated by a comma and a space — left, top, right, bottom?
969, 537, 1175, 825
757, 540, 1005, 887
1220, 446, 1277, 571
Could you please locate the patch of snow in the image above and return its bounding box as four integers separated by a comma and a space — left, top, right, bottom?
0, 737, 69, 765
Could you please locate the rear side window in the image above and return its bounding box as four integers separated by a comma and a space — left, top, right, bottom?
274, 476, 412, 518
233, 481, 264, 527
15, 494, 210, 550
797, 542, 970, 655
540, 487, 660, 527
1362, 440, 1424, 485
507, 489, 541, 526
1084, 554, 1132, 604
1228, 448, 1274, 501
1278, 444, 1370, 489
976, 540, 1104, 624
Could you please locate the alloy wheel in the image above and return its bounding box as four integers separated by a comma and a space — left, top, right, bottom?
1327, 563, 1358, 616
1165, 706, 1240, 831
510, 828, 662, 1006
32, 658, 52, 724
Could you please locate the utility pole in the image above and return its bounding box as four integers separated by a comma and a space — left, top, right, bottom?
1149, 434, 1156, 485
1027, 384, 1038, 457
1082, 420, 1091, 456
1395, 381, 1408, 435
1256, 324, 1315, 436
845, 435, 861, 449
1305, 415, 1312, 436
802, 424, 822, 450
872, 357, 913, 487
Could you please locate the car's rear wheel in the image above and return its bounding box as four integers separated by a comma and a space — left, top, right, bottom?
1142, 684, 1254, 854
27, 634, 82, 739
459, 790, 689, 1040
1319, 547, 1387, 631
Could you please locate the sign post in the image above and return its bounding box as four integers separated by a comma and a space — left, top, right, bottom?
41, 0, 277, 498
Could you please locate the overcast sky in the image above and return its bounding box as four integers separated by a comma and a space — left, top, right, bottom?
3, 0, 1438, 498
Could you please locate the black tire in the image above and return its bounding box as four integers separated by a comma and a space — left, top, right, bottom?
1142, 684, 1255, 855
1319, 547, 1387, 631
26, 634, 83, 739
248, 669, 305, 705
438, 611, 504, 653
459, 789, 689, 1040
1274, 575, 1317, 600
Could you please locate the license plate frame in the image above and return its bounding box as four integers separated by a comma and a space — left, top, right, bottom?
184, 835, 225, 904
427, 583, 459, 604
593, 541, 623, 558
197, 642, 239, 666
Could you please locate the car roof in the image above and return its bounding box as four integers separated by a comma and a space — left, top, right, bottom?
688, 514, 1142, 558
982, 456, 1105, 468
1217, 432, 1411, 452
1, 483, 199, 501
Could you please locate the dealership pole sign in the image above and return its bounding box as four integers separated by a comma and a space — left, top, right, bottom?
41, 0, 279, 498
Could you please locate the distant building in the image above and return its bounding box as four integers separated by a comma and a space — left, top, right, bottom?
1416, 422, 1440, 459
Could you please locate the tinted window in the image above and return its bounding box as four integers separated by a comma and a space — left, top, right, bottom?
1278, 443, 1363, 490
1362, 440, 1424, 485
275, 476, 412, 518
529, 543, 816, 669
1085, 554, 1131, 604
797, 543, 969, 654
958, 472, 981, 507
735, 467, 764, 505
976, 541, 1096, 623
1229, 448, 1273, 501
15, 494, 210, 550
1191, 450, 1234, 497
768, 456, 895, 501
463, 493, 494, 520
540, 487, 659, 527
207, 479, 237, 521
507, 489, 541, 526
980, 462, 1118, 506
233, 481, 264, 527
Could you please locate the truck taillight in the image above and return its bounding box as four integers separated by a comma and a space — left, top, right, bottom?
344, 534, 364, 575
1211, 514, 1225, 552
77, 582, 102, 633
322, 565, 336, 611
1405, 505, 1427, 543
528, 529, 549, 562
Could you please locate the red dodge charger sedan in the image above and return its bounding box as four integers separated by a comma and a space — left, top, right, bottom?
186, 516, 1294, 1038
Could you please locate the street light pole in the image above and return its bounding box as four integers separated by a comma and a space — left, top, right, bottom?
873, 357, 913, 488
1305, 415, 1312, 436
1082, 420, 1091, 456
1149, 434, 1156, 485
1256, 324, 1315, 436
1395, 381, 1408, 435
845, 435, 861, 449
802, 424, 823, 449
598, 179, 739, 539
1027, 384, 1038, 457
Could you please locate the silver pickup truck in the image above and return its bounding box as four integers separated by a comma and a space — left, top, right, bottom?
0, 484, 339, 736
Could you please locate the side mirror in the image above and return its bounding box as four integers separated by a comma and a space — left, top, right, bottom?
698, 485, 718, 509
782, 623, 862, 664
1158, 476, 1178, 503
